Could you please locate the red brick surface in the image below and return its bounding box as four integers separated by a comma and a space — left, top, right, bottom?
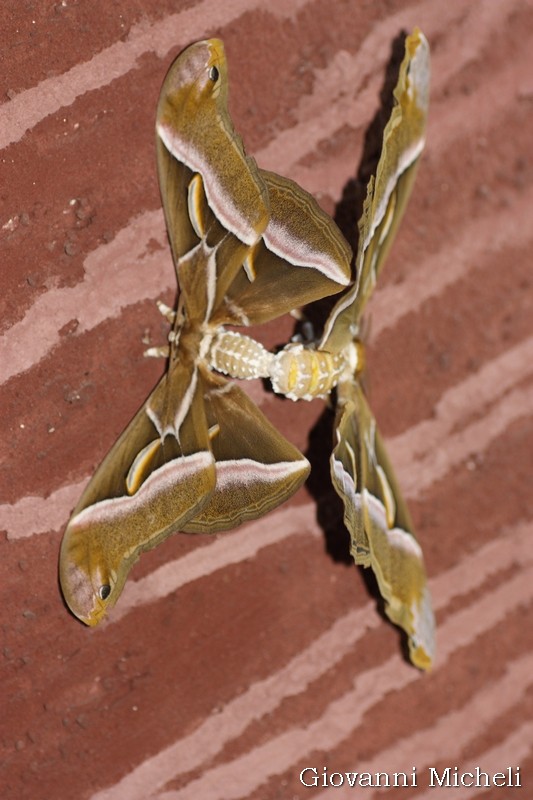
1, 2, 532, 799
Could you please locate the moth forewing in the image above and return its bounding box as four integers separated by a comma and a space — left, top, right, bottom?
356, 27, 429, 306
320, 28, 430, 354
156, 39, 270, 259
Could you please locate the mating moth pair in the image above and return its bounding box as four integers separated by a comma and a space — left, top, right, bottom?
60, 30, 434, 669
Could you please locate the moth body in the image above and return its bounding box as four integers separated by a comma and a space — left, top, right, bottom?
60, 30, 435, 671
270, 339, 365, 401
207, 329, 274, 379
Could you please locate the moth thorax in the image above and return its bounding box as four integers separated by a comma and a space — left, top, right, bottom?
208, 330, 274, 380
270, 343, 344, 401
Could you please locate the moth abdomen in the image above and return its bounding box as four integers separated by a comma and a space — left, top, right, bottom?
270, 340, 365, 401
207, 329, 274, 379
270, 344, 344, 401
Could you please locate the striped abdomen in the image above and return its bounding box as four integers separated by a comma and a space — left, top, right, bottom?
207, 329, 364, 402
207, 330, 274, 380
269, 343, 347, 401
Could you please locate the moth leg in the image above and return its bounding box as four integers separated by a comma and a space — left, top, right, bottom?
296, 319, 316, 344
144, 345, 170, 358
288, 308, 316, 345
156, 299, 176, 322
143, 300, 176, 356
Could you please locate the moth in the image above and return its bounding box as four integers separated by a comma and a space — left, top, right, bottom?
59, 39, 352, 627
267, 29, 435, 670
60, 30, 435, 671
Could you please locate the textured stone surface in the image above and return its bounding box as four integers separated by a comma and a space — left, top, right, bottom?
1, 1, 532, 798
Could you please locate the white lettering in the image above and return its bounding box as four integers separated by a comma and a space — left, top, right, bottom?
461, 771, 474, 787
393, 771, 408, 787
303, 764, 519, 789
375, 772, 390, 787
429, 767, 450, 787
345, 773, 358, 787
300, 768, 318, 787
474, 768, 490, 787
429, 765, 519, 788
359, 772, 372, 787
321, 766, 328, 787
330, 772, 344, 787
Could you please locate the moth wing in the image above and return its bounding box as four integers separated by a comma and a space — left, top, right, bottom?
183, 369, 310, 532
331, 380, 435, 670
155, 39, 271, 319
60, 363, 216, 626
214, 170, 352, 327
157, 40, 351, 329
321, 28, 430, 352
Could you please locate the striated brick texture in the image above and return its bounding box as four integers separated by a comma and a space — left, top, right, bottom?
1, 1, 532, 798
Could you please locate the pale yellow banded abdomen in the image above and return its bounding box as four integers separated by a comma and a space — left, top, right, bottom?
270, 343, 345, 401
207, 329, 364, 402
207, 330, 274, 380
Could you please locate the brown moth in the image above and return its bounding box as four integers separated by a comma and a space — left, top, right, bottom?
267, 29, 435, 670
60, 31, 435, 672
60, 39, 352, 626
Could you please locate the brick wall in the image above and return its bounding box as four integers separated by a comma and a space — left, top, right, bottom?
1, 1, 532, 798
